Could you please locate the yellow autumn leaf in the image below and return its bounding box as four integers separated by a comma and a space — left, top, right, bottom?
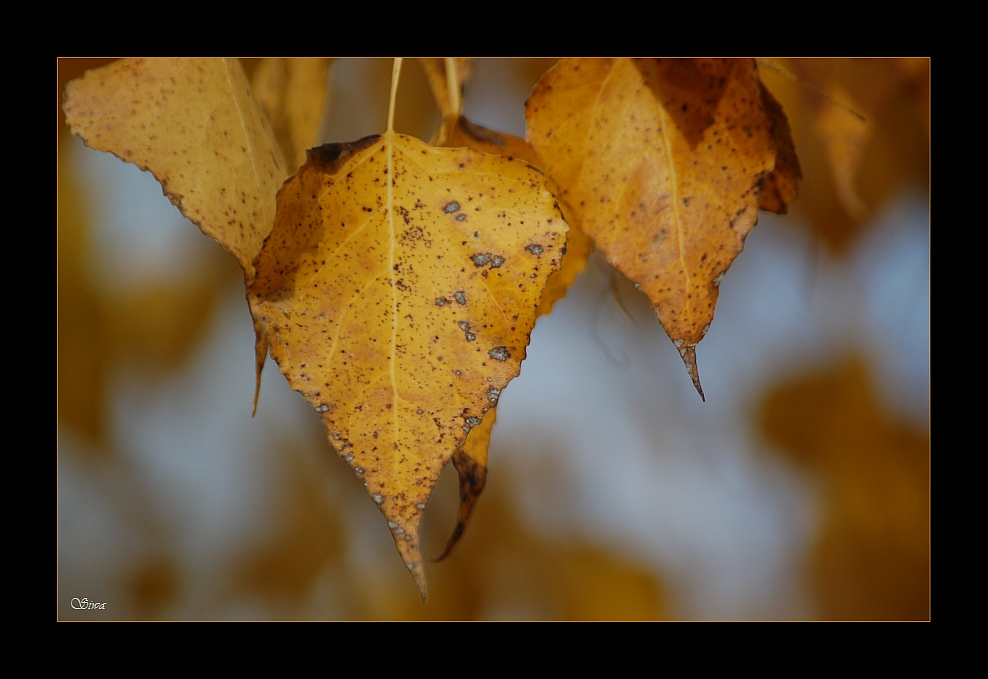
247, 128, 567, 595
526, 58, 796, 398
62, 57, 288, 281
429, 120, 599, 312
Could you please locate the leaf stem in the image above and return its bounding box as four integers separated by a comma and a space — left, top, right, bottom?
445, 58, 461, 119
388, 58, 403, 133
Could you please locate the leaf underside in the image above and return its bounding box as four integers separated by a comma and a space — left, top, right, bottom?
63, 57, 288, 281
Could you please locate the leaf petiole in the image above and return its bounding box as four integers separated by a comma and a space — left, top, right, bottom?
445, 57, 461, 119
388, 58, 403, 133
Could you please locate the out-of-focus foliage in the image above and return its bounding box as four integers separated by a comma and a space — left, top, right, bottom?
759, 358, 929, 620
397, 472, 667, 621
759, 58, 929, 252
250, 58, 334, 173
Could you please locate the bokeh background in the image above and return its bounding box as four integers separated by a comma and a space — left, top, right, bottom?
57, 58, 929, 620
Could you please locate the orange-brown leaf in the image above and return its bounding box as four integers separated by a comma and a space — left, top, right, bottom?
526, 58, 794, 397
757, 81, 802, 214
247, 132, 567, 595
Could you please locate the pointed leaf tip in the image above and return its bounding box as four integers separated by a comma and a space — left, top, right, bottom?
390, 511, 428, 600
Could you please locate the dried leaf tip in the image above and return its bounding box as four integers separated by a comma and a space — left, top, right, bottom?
433, 409, 494, 562
679, 344, 705, 402
432, 448, 488, 562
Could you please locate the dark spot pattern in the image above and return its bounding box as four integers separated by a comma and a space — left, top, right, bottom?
489, 346, 510, 361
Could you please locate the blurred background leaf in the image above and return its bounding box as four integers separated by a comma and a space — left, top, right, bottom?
759, 58, 929, 252
759, 358, 929, 621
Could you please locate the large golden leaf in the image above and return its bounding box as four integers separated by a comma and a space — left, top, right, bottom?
526, 58, 795, 397
247, 132, 567, 594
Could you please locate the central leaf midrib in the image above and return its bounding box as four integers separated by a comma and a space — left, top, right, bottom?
387, 132, 399, 470
653, 68, 693, 333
